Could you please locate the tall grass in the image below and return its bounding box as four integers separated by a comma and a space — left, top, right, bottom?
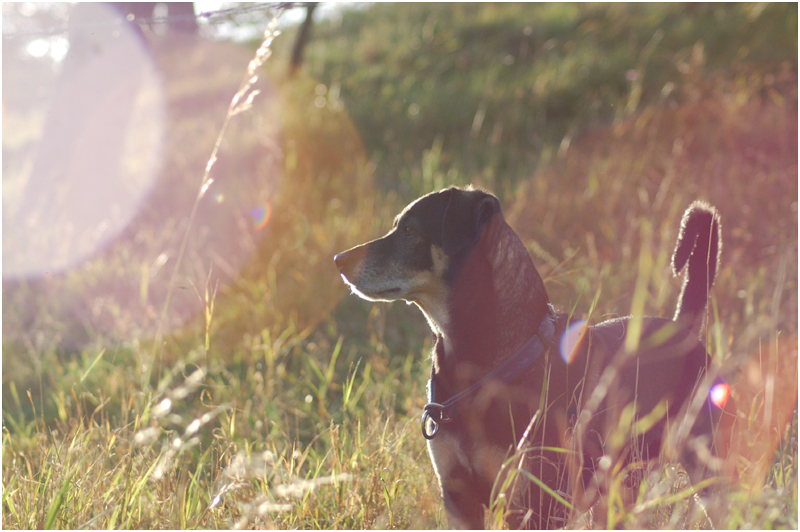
3, 3, 797, 530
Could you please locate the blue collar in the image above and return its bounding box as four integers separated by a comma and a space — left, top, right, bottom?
422, 305, 557, 440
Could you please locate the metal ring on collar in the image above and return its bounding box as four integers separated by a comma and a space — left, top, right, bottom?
421, 403, 450, 440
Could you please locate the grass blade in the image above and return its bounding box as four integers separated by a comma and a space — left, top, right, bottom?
45, 469, 74, 529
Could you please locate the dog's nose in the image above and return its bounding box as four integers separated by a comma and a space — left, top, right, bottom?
334, 246, 367, 278
333, 252, 347, 273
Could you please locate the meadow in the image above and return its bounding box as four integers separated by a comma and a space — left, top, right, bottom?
2, 3, 797, 529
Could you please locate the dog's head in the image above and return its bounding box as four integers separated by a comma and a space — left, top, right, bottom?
336, 185, 551, 365
333, 186, 499, 311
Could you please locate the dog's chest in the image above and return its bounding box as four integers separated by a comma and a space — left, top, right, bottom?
427, 430, 508, 492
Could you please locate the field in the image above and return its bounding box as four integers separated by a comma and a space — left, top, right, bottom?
2, 3, 797, 529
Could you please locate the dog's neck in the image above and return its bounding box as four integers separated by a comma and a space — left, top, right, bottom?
429, 215, 550, 389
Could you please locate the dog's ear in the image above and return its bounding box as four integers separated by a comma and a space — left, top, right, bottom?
441, 188, 500, 255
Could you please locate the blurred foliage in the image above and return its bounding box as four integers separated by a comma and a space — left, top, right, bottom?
278, 2, 798, 200
507, 66, 797, 329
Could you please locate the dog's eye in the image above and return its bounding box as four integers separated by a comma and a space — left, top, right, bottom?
403, 224, 416, 237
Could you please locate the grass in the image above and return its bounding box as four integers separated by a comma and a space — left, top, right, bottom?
3, 3, 797, 529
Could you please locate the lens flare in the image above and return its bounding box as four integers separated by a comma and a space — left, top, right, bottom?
709, 382, 731, 409
251, 202, 272, 230
3, 2, 165, 280
560, 319, 587, 364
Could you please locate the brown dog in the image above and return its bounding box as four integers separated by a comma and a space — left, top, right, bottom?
334, 186, 733, 528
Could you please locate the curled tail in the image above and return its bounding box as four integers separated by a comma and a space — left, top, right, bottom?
671, 201, 722, 328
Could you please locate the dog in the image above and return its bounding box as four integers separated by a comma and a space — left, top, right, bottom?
334, 186, 734, 528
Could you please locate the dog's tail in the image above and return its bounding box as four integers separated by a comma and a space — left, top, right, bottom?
671, 201, 722, 329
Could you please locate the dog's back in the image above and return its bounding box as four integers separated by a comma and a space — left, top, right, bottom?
555, 315, 724, 508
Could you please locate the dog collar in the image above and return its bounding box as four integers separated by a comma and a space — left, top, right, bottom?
422, 305, 558, 440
